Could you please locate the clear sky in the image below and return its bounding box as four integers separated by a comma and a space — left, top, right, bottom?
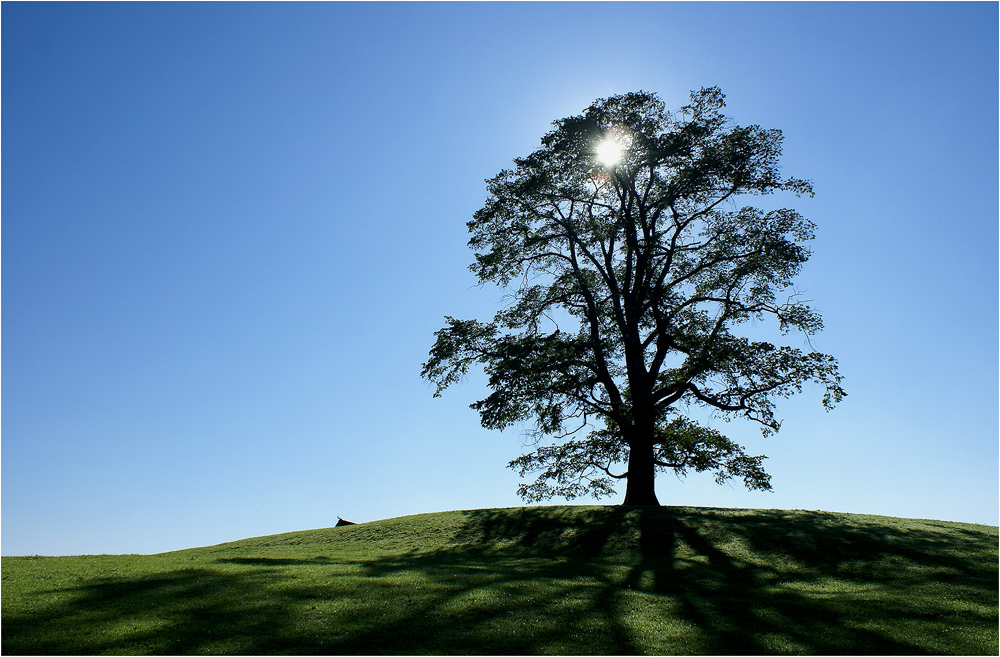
3, 2, 997, 556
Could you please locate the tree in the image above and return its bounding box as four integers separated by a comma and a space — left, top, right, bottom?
422, 88, 844, 506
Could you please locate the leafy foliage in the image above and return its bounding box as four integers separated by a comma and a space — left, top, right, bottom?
423, 88, 844, 503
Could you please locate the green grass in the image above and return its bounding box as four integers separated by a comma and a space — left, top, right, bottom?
2, 506, 997, 655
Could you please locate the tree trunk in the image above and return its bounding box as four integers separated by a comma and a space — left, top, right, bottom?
622, 439, 660, 505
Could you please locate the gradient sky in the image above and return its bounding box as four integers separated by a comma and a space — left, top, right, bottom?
3, 2, 997, 556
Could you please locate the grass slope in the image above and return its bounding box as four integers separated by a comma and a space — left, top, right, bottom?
2, 506, 997, 655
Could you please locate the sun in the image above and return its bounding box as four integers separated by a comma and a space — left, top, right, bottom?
596, 138, 624, 166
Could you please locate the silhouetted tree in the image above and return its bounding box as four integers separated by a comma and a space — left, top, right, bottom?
423, 88, 844, 505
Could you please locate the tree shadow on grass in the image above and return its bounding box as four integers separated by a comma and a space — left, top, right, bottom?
2, 567, 301, 655
645, 508, 997, 654
2, 507, 996, 655
346, 507, 997, 654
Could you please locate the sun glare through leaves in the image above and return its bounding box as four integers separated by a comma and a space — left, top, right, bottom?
596, 138, 624, 166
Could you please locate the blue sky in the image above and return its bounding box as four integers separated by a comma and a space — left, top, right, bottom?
3, 2, 997, 556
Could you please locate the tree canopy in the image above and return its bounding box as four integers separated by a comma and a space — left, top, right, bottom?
422, 87, 844, 505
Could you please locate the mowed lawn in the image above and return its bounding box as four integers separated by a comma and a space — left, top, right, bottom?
2, 506, 997, 655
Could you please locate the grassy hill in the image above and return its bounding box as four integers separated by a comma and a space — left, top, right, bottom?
2, 505, 997, 655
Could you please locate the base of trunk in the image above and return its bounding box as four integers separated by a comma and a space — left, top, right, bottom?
621, 492, 660, 506
621, 478, 660, 505
622, 438, 660, 505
